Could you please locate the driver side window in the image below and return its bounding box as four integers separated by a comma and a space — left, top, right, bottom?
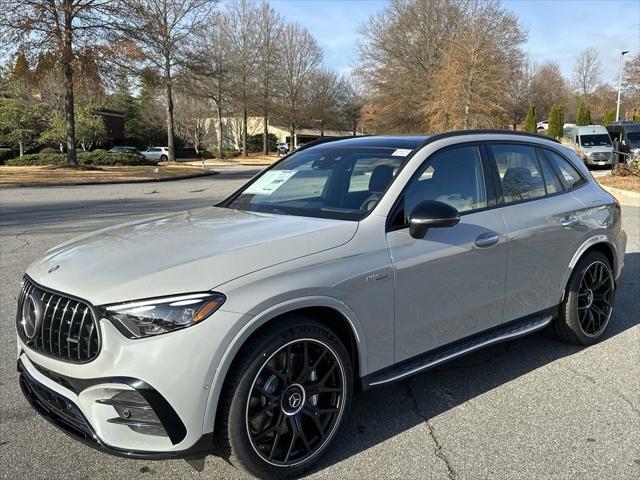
400, 145, 487, 224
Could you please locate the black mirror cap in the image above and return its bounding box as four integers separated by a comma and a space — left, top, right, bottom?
409, 200, 460, 239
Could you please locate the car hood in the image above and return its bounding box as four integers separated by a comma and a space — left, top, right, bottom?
26, 207, 357, 306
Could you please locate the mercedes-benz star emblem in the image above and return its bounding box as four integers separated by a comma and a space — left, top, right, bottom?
288, 392, 302, 409
21, 292, 43, 340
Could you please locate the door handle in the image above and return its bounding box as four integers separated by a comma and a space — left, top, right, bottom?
475, 232, 500, 248
561, 215, 580, 227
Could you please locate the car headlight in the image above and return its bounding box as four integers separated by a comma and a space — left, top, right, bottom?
98, 292, 226, 338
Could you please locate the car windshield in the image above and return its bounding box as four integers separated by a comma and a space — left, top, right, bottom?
627, 131, 640, 147
580, 134, 611, 147
225, 146, 410, 220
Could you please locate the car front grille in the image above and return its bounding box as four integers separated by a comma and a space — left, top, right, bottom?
17, 277, 100, 363
590, 152, 612, 162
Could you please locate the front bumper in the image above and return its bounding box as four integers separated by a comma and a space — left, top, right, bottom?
16, 300, 247, 456
18, 358, 213, 459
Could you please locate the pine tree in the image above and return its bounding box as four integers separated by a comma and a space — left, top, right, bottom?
547, 105, 564, 139
602, 109, 616, 125
524, 104, 536, 132
576, 98, 590, 126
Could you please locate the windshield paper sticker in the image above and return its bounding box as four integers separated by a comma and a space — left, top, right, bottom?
392, 148, 413, 157
244, 170, 298, 195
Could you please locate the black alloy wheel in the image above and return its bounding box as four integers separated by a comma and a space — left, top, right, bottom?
216, 319, 352, 480
577, 260, 614, 337
246, 338, 346, 466
551, 251, 616, 345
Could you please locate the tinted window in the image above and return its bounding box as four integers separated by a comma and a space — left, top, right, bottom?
542, 150, 587, 189
491, 144, 546, 203
226, 147, 404, 220
402, 145, 486, 221
627, 131, 640, 147
537, 150, 563, 194
580, 134, 611, 147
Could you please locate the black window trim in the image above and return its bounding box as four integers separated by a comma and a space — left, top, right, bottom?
538, 147, 588, 191
385, 139, 590, 233
386, 141, 496, 232
486, 140, 589, 210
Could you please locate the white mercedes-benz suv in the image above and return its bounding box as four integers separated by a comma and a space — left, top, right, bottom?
16, 132, 625, 479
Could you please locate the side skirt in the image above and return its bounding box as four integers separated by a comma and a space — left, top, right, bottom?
361, 307, 557, 389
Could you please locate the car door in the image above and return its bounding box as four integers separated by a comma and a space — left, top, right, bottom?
488, 143, 587, 322
386, 144, 508, 362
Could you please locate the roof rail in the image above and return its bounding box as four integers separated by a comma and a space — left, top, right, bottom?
294, 135, 367, 152
422, 129, 560, 144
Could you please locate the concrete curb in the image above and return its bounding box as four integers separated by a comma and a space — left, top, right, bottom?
0, 170, 218, 188
600, 184, 640, 206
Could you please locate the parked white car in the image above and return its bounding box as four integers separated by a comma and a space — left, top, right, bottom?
141, 147, 169, 161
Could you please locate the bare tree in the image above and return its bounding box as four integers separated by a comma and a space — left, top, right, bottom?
114, 0, 216, 162
254, 1, 283, 154
358, 0, 463, 133
529, 62, 570, 120
341, 72, 367, 135
189, 14, 234, 158
504, 61, 533, 129
279, 23, 322, 148
222, 0, 259, 157
0, 1, 116, 165
572, 47, 602, 98
424, 0, 526, 130
307, 67, 342, 136
174, 91, 212, 155
622, 53, 640, 119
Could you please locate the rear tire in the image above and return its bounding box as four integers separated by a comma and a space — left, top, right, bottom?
160, 155, 168, 161
550, 251, 615, 345
215, 318, 352, 479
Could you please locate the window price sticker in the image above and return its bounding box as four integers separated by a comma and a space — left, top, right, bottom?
244, 170, 298, 195
392, 148, 413, 157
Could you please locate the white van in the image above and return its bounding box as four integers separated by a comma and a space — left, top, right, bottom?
563, 125, 614, 167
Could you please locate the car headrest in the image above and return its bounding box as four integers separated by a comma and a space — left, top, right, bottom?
503, 167, 532, 184
369, 165, 394, 192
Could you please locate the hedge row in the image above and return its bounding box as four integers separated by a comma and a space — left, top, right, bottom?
6, 151, 156, 166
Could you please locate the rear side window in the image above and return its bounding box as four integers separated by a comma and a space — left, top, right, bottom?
537, 150, 563, 194
490, 144, 546, 203
542, 150, 587, 189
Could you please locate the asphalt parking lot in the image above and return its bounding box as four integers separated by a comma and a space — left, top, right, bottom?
0, 166, 638, 480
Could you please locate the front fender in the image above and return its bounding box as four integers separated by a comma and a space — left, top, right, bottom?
201, 295, 367, 435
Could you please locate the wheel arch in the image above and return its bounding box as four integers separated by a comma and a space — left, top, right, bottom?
561, 235, 618, 301
202, 297, 367, 434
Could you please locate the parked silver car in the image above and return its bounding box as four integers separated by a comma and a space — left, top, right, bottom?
141, 146, 169, 161
16, 131, 626, 479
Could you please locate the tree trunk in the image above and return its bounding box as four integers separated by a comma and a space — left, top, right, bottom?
217, 103, 224, 159
263, 113, 269, 155
352, 118, 357, 136
289, 123, 295, 150
320, 120, 324, 137
63, 1, 78, 166
19, 140, 24, 157
242, 107, 248, 157
165, 80, 176, 162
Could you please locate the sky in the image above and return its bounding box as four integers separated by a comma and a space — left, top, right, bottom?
267, 0, 640, 84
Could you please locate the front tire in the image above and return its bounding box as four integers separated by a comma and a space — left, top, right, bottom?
551, 251, 615, 345
216, 318, 352, 479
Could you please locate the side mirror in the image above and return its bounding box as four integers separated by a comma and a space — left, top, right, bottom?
409, 200, 460, 239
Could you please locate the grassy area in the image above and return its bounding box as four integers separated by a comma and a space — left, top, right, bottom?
182, 153, 281, 166
597, 173, 640, 193
0, 164, 214, 186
